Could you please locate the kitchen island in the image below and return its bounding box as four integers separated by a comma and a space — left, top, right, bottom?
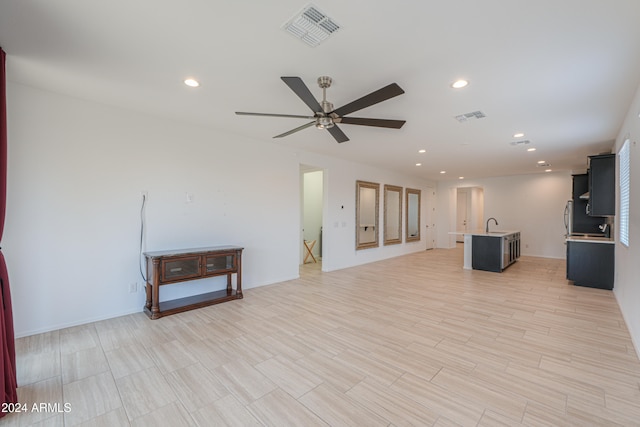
451, 230, 521, 272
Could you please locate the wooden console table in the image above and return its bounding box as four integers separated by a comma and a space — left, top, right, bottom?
143, 245, 243, 319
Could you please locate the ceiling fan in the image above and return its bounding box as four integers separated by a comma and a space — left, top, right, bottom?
236, 76, 406, 143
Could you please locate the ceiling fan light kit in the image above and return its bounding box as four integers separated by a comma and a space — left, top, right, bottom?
236, 76, 406, 143
316, 116, 334, 129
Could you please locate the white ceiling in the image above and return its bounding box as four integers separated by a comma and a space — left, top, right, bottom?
2, 0, 640, 181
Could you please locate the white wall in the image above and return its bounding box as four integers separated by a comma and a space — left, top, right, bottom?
613, 83, 640, 356
5, 82, 436, 337
436, 172, 572, 259
5, 83, 302, 336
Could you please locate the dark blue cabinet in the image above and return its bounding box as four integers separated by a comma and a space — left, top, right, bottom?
471, 235, 502, 273
589, 154, 615, 216
566, 240, 614, 290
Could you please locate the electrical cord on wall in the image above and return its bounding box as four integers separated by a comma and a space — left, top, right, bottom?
139, 193, 147, 282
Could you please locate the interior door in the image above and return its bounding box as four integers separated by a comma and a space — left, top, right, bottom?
425, 224, 435, 250
456, 189, 469, 242
424, 187, 436, 249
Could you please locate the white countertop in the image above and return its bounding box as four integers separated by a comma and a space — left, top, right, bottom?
449, 230, 520, 237
566, 235, 614, 244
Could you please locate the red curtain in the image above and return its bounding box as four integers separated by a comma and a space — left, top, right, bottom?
0, 47, 18, 415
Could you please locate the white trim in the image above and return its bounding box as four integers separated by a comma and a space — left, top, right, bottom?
619, 139, 630, 247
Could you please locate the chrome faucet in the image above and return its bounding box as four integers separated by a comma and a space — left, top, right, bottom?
486, 217, 498, 233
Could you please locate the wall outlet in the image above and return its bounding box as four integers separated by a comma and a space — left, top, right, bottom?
129, 282, 138, 293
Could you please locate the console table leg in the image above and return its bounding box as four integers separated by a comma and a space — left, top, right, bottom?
236, 250, 243, 299
150, 259, 161, 319
145, 282, 152, 310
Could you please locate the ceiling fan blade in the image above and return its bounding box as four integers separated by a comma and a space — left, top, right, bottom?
236, 112, 315, 119
327, 125, 349, 143
281, 77, 323, 113
273, 121, 315, 138
332, 83, 405, 117
337, 117, 406, 129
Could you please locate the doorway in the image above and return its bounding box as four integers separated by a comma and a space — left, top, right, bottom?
424, 187, 436, 249
301, 166, 324, 266
456, 189, 470, 242
454, 186, 484, 244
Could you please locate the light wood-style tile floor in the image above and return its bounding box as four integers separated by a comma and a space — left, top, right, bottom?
6, 246, 640, 426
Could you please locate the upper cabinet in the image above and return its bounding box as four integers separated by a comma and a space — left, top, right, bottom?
589, 154, 615, 216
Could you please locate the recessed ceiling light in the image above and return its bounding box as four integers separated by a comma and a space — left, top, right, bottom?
418, 149, 426, 153
459, 176, 464, 180
451, 80, 468, 89
537, 160, 546, 164
184, 78, 200, 87
527, 148, 536, 152
416, 163, 422, 166
513, 132, 525, 138
440, 170, 446, 174
545, 169, 552, 172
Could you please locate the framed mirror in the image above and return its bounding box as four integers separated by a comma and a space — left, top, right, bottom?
384, 184, 403, 245
356, 180, 380, 250
406, 188, 421, 242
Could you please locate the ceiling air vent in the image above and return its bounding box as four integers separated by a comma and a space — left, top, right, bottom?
454, 111, 486, 123
510, 140, 531, 146
283, 4, 341, 47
